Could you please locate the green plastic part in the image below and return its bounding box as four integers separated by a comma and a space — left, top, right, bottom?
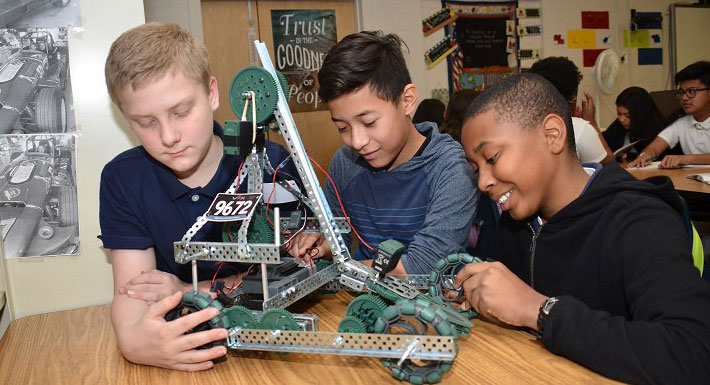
225, 305, 259, 329
376, 300, 457, 384
229, 66, 279, 124
258, 308, 300, 330
164, 291, 230, 347
338, 315, 367, 333
346, 294, 388, 332
365, 280, 402, 303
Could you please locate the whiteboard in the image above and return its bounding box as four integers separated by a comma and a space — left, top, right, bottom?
671, 5, 710, 86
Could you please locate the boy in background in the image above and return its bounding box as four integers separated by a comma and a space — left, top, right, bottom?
629, 60, 710, 168
455, 73, 710, 384
530, 57, 614, 163
100, 23, 294, 370
287, 31, 477, 274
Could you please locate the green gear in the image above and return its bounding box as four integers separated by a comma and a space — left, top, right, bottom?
229, 66, 279, 124
314, 258, 332, 272
366, 280, 403, 303
276, 70, 289, 102
374, 300, 457, 384
164, 291, 230, 347
258, 308, 300, 330
337, 315, 367, 333
346, 294, 388, 332
222, 205, 275, 244
225, 305, 259, 329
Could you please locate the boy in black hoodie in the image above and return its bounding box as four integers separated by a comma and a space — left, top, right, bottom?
455, 73, 710, 384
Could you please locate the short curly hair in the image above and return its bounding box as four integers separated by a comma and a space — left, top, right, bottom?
463, 73, 576, 155
529, 57, 581, 102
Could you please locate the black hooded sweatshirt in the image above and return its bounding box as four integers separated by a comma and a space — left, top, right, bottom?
496, 162, 710, 385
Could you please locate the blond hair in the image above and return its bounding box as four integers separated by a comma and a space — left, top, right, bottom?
105, 22, 211, 105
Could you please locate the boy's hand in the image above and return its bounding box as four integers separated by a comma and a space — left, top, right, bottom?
660, 155, 689, 169
628, 153, 653, 168
285, 232, 332, 261
120, 270, 189, 303
455, 261, 547, 330
119, 291, 228, 371
580, 91, 596, 125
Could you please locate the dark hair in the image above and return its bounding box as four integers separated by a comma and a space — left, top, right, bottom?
440, 89, 481, 142
529, 57, 581, 102
463, 73, 576, 154
675, 60, 710, 87
318, 31, 411, 103
615, 86, 664, 143
412, 99, 445, 125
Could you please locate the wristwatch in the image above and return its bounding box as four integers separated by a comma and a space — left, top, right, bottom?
536, 296, 560, 338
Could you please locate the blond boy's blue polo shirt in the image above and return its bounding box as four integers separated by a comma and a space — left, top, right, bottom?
98, 122, 295, 282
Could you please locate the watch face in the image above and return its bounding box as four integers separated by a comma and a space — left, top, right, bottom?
542, 297, 559, 314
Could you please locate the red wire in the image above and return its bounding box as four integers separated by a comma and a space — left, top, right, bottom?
308, 155, 374, 250
265, 164, 280, 227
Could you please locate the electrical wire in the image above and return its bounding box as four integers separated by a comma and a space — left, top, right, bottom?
307, 155, 374, 251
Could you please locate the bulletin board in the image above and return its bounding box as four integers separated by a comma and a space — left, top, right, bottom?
671, 4, 710, 86
442, 0, 518, 91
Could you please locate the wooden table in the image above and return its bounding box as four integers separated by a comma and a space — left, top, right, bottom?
627, 166, 710, 194
628, 166, 710, 220
0, 292, 618, 385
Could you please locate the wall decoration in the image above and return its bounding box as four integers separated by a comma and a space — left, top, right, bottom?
583, 49, 605, 67
271, 9, 336, 113
638, 48, 662, 65
422, 6, 457, 36
0, 27, 74, 135
0, 0, 81, 29
629, 29, 650, 48
425, 35, 458, 68
567, 29, 596, 49
581, 11, 609, 29
0, 133, 78, 259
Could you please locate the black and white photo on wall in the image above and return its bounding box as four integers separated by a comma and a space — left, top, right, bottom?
0, 133, 78, 259
0, 27, 74, 135
0, 0, 81, 29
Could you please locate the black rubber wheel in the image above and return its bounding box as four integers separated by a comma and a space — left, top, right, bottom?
58, 185, 77, 227
35, 88, 66, 133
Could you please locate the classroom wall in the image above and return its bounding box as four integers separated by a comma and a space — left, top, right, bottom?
360, 0, 677, 129
2, 0, 144, 319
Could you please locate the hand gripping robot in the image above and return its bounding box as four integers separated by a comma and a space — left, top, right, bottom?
168, 40, 481, 384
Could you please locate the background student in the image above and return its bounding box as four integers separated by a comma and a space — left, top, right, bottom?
530, 56, 614, 163
604, 86, 667, 162
412, 98, 446, 127
455, 73, 710, 384
629, 60, 710, 168
286, 31, 477, 274
439, 89, 481, 143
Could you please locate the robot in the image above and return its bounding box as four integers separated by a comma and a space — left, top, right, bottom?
167, 40, 481, 384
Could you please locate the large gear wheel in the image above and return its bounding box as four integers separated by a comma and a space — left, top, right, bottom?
338, 315, 367, 333
225, 305, 259, 329
229, 66, 279, 125
164, 291, 230, 347
258, 308, 300, 330
374, 300, 457, 384
346, 294, 388, 332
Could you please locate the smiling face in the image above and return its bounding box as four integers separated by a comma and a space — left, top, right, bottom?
117, 70, 220, 181
616, 105, 631, 130
678, 79, 710, 118
327, 84, 421, 170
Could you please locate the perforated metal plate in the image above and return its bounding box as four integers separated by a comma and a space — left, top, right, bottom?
376, 275, 420, 299
173, 242, 282, 264
263, 263, 340, 309
227, 329, 456, 360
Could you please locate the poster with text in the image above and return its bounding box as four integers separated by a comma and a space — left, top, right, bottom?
0, 133, 79, 259
271, 9, 336, 113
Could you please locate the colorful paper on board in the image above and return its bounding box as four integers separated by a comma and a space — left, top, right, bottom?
630, 29, 650, 48
567, 30, 595, 49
